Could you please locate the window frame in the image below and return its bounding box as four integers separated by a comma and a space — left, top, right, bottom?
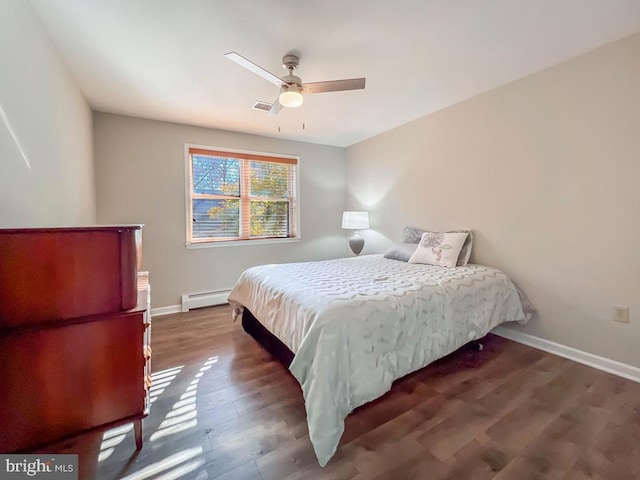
184, 144, 301, 248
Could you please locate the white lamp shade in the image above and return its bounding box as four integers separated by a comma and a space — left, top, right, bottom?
279, 85, 304, 108
342, 211, 369, 230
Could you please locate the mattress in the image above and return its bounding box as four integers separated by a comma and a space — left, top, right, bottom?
228, 255, 530, 466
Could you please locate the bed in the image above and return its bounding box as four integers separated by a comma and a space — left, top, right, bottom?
228, 254, 531, 466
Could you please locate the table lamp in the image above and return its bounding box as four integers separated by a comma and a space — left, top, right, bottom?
342, 211, 369, 255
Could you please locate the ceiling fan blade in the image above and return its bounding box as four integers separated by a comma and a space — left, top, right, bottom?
268, 96, 282, 116
303, 78, 366, 95
224, 52, 286, 88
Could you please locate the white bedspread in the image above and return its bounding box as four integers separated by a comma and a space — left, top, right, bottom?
228, 255, 529, 466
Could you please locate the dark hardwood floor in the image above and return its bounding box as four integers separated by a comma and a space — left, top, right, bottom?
46, 305, 640, 479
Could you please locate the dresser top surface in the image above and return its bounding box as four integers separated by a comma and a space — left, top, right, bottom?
0, 225, 143, 234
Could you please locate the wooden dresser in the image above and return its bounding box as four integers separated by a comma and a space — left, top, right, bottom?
0, 226, 151, 453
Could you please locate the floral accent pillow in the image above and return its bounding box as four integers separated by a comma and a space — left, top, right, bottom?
401, 226, 473, 266
408, 232, 469, 268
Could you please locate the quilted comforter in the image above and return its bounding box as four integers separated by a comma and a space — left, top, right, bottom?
228, 255, 529, 466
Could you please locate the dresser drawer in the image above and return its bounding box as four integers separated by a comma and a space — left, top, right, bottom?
0, 226, 142, 328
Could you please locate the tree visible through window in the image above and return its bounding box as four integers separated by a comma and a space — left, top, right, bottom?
187, 147, 298, 243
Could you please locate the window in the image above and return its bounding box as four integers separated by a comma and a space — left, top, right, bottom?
186, 146, 298, 244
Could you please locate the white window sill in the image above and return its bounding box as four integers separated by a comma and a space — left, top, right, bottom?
185, 237, 301, 249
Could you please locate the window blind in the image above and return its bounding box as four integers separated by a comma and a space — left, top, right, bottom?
188, 148, 298, 243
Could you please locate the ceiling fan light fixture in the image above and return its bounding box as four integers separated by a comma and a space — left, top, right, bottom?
225, 51, 366, 115
279, 85, 303, 108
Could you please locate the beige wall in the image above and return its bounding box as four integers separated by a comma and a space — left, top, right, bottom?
346, 33, 640, 367
0, 1, 94, 227
94, 113, 347, 308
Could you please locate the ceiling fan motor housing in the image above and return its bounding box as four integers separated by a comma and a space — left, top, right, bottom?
282, 54, 300, 70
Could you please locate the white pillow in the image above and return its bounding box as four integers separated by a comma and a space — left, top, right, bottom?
401, 226, 473, 266
408, 232, 469, 268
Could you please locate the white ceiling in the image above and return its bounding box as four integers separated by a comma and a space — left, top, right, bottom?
31, 0, 640, 147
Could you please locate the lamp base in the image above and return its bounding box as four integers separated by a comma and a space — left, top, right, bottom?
348, 231, 365, 256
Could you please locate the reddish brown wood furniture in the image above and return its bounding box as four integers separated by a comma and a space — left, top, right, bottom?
0, 226, 151, 453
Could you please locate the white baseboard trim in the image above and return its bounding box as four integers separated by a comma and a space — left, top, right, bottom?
150, 305, 181, 317
492, 325, 640, 384
151, 289, 232, 317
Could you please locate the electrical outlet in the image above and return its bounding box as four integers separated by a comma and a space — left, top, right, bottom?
614, 306, 629, 323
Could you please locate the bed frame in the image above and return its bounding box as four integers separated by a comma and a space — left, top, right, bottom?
241, 308, 295, 366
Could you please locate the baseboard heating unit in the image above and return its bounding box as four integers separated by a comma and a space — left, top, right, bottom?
181, 290, 231, 312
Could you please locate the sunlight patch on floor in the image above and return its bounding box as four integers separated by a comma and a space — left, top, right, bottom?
100, 433, 127, 450
172, 394, 197, 409
98, 358, 219, 476
98, 448, 115, 462
98, 366, 185, 462
119, 446, 204, 480
154, 409, 198, 430
148, 365, 185, 405
165, 403, 197, 419
149, 357, 218, 443
148, 419, 199, 442
152, 365, 185, 380
153, 458, 207, 480
103, 423, 133, 440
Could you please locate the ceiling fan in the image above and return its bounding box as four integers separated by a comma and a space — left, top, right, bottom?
224, 52, 366, 115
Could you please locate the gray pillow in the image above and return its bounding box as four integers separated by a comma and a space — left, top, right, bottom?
383, 242, 418, 262
401, 226, 473, 266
